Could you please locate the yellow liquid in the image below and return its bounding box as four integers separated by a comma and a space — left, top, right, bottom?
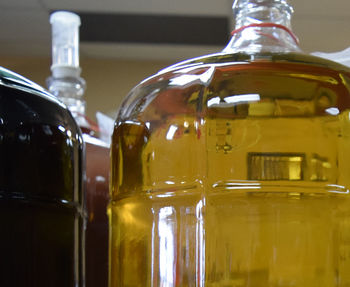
110, 53, 350, 286
111, 190, 350, 286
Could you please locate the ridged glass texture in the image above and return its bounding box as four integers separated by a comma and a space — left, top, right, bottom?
0, 67, 84, 286
110, 1, 350, 285
110, 50, 350, 286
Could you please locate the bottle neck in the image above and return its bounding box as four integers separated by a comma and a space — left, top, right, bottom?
47, 75, 89, 128
223, 0, 301, 54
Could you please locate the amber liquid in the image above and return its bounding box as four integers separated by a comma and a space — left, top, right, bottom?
110, 53, 350, 286
83, 128, 110, 287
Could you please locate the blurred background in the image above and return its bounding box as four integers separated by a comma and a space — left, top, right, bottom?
1, 0, 350, 120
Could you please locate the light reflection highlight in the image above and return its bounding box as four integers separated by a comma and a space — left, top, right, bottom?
169, 66, 215, 87
124, 120, 142, 126
196, 199, 205, 287
96, 176, 106, 182
208, 94, 260, 107
158, 207, 175, 286
166, 125, 178, 140
325, 107, 340, 115
225, 94, 260, 104
58, 125, 66, 133
326, 184, 349, 194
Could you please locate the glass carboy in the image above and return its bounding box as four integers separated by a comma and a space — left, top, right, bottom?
0, 67, 84, 286
110, 0, 350, 286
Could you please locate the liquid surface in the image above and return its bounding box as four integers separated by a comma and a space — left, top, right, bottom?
110, 53, 350, 286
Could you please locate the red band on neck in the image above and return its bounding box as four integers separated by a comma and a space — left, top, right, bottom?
231, 23, 299, 46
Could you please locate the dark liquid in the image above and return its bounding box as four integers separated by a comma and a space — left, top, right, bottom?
0, 81, 84, 286
83, 130, 110, 287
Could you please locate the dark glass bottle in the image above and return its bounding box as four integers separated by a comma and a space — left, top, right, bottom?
110, 0, 350, 286
0, 67, 84, 286
47, 11, 110, 287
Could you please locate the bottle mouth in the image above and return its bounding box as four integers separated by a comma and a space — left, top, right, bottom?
233, 0, 294, 18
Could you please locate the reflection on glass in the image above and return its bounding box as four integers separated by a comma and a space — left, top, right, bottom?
310, 154, 331, 182
109, 0, 350, 285
248, 153, 305, 181
158, 207, 176, 286
166, 125, 178, 141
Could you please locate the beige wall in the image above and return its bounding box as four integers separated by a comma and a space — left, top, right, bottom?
0, 56, 173, 121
